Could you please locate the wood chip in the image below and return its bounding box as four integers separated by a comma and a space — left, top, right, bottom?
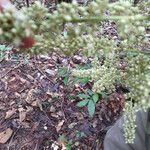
18, 107, 26, 122
0, 128, 13, 144
5, 108, 16, 119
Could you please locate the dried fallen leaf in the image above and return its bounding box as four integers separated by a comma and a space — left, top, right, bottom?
51, 141, 59, 150
26, 74, 34, 81
0, 128, 13, 144
56, 111, 63, 116
68, 122, 77, 129
58, 138, 67, 150
50, 106, 56, 112
92, 119, 98, 128
51, 113, 59, 118
75, 112, 84, 120
18, 107, 27, 122
37, 100, 43, 111
25, 89, 34, 104
31, 100, 43, 111
19, 77, 26, 83
45, 69, 56, 76
5, 108, 16, 119
56, 120, 65, 132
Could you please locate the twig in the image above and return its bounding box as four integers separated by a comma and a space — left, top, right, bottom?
1, 63, 23, 79
1, 63, 22, 79
70, 15, 149, 24
36, 66, 52, 82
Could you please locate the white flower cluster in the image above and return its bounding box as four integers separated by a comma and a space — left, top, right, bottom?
123, 101, 137, 143
1, 0, 150, 144
73, 57, 119, 93
0, 2, 36, 45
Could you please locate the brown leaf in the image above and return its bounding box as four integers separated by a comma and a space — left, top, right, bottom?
0, 128, 13, 144
92, 119, 98, 128
19, 77, 27, 83
37, 100, 43, 111
68, 122, 77, 129
56, 111, 63, 116
31, 100, 43, 111
26, 74, 35, 81
50, 106, 56, 112
75, 112, 84, 120
5, 108, 16, 119
51, 113, 59, 118
45, 69, 56, 76
56, 120, 64, 132
26, 89, 34, 104
51, 141, 59, 150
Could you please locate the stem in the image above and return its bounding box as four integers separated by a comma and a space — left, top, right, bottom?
70, 15, 149, 23
26, 0, 29, 7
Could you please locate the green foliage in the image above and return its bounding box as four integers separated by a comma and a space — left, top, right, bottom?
77, 99, 89, 107
73, 63, 92, 84
75, 130, 86, 138
73, 57, 120, 93
77, 90, 100, 117
58, 66, 68, 77
0, 45, 12, 59
57, 66, 69, 85
0, 45, 10, 51
74, 76, 91, 84
88, 100, 95, 117
58, 134, 73, 150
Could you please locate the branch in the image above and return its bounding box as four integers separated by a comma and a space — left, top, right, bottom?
70, 15, 149, 23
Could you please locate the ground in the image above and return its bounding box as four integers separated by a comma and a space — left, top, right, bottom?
0, 52, 124, 150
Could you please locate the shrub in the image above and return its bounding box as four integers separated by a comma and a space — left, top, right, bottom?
0, 0, 150, 143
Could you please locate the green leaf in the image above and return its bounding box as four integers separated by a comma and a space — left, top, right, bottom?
0, 45, 6, 51
66, 141, 72, 150
57, 67, 68, 77
87, 89, 93, 96
74, 77, 90, 84
63, 76, 69, 85
77, 99, 89, 107
59, 134, 66, 142
0, 45, 11, 51
88, 100, 95, 117
77, 63, 92, 70
99, 92, 107, 98
66, 94, 76, 100
77, 93, 90, 99
76, 131, 86, 138
92, 93, 99, 103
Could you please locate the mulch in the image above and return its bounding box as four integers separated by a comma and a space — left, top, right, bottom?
0, 52, 125, 150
